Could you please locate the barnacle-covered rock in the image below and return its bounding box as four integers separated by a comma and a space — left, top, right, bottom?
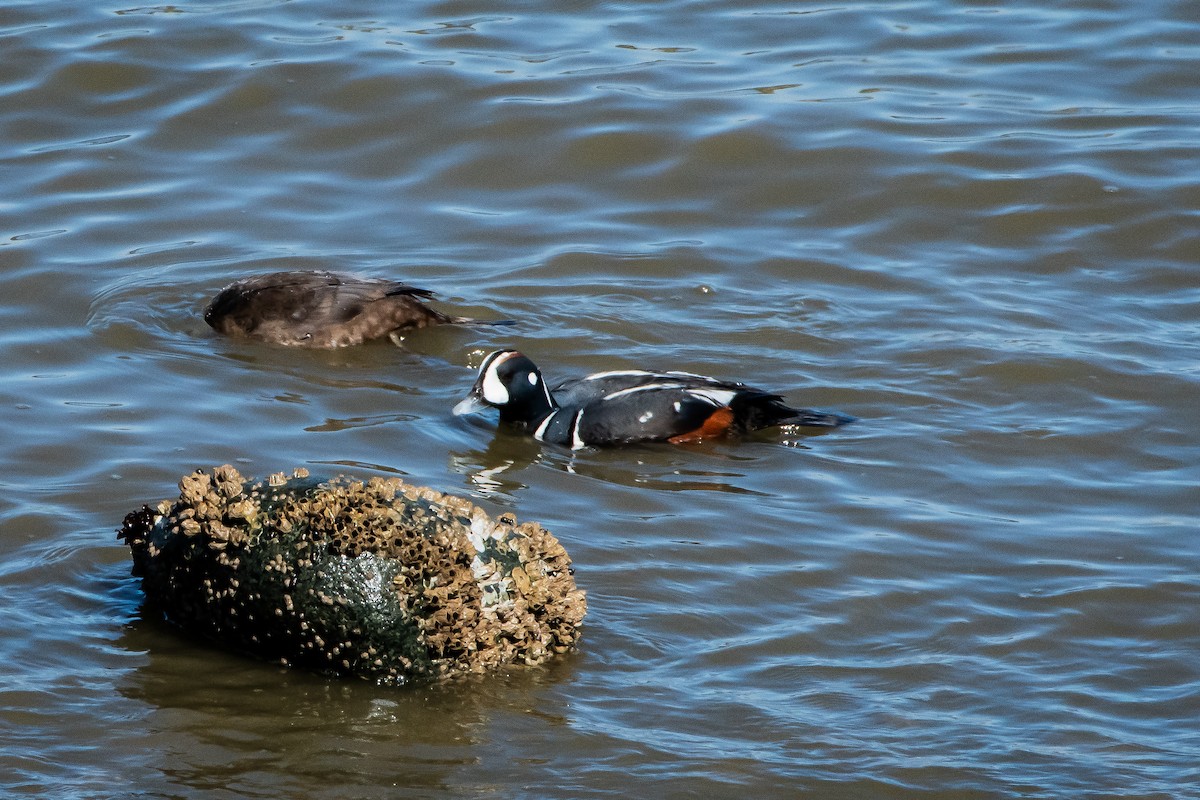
119, 465, 586, 684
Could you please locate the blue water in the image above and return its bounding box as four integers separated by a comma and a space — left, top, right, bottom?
1, 1, 1197, 797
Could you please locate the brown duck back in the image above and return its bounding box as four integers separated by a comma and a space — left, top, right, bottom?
203, 270, 455, 347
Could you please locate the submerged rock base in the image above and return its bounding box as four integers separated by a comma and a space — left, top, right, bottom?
119, 465, 586, 684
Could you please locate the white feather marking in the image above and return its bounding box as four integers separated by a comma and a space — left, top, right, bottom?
533, 410, 557, 441
638, 411, 654, 423
480, 352, 519, 405
481, 369, 508, 405
582, 369, 656, 381
570, 410, 586, 450
687, 388, 737, 407
479, 349, 516, 372
601, 382, 684, 401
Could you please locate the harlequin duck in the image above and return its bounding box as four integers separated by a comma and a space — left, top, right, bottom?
453, 349, 855, 449
204, 270, 505, 348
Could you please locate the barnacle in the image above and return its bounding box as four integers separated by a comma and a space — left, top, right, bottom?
119, 465, 586, 684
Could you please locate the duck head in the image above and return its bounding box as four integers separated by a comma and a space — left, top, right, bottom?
453, 349, 557, 428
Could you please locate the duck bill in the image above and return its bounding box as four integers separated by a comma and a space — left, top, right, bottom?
452, 387, 491, 416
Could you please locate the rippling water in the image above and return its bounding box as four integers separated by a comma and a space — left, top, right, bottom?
2, 1, 1197, 797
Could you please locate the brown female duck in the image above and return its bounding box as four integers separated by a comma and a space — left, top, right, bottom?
204, 270, 502, 348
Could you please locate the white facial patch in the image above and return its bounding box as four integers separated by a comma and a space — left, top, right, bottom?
477, 350, 521, 405
481, 370, 508, 405
481, 362, 511, 405
528, 372, 539, 385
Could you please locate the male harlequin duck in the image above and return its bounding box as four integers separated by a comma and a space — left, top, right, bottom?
204, 270, 504, 348
453, 349, 855, 449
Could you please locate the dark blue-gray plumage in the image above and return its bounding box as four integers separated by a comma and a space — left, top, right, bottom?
453, 350, 854, 449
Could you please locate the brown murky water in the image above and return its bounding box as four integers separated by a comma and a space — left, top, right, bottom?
1, 1, 1197, 797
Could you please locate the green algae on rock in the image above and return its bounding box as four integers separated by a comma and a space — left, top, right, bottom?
119, 465, 586, 684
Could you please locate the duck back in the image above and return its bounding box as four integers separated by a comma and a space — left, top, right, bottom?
203, 270, 454, 347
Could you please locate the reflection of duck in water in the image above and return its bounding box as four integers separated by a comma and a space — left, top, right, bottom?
204, 270, 506, 347
454, 349, 855, 449
450, 426, 546, 498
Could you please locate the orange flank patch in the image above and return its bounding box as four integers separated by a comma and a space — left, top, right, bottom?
668, 406, 735, 444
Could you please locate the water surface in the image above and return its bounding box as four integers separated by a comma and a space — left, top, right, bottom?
1, 1, 1197, 797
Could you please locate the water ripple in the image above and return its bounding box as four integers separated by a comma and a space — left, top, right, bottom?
0, 0, 1196, 797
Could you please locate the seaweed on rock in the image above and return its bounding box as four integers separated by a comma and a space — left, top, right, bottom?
119, 465, 586, 684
